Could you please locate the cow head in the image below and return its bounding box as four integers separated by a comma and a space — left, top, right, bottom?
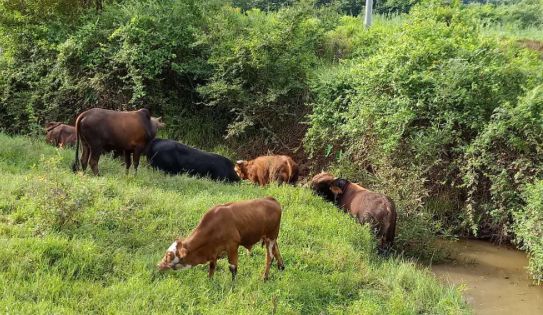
309, 172, 337, 202
234, 160, 249, 179
150, 117, 165, 136
330, 178, 349, 196
157, 238, 192, 271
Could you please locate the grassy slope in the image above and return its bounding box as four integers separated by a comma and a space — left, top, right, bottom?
0, 134, 468, 314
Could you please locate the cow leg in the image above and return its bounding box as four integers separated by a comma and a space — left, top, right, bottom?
89, 148, 102, 176
208, 258, 217, 278
124, 151, 132, 175
263, 238, 273, 281
80, 144, 90, 171
227, 248, 238, 281
132, 148, 142, 175
272, 241, 285, 270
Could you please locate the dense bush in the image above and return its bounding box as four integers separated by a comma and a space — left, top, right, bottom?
306, 2, 543, 261
516, 179, 543, 284
465, 0, 543, 28
198, 4, 325, 140
463, 85, 543, 240
0, 0, 212, 140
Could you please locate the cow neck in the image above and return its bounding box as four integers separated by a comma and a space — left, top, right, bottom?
46, 123, 62, 133
182, 230, 207, 253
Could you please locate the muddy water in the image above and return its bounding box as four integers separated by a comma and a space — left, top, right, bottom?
431, 240, 543, 315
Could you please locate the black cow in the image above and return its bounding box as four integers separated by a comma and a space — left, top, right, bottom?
146, 138, 240, 182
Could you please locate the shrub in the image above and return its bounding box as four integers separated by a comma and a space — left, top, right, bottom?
198, 3, 324, 140
0, 0, 211, 138
305, 1, 543, 250
463, 85, 543, 242
515, 180, 543, 283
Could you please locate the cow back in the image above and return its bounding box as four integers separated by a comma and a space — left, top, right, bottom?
78, 108, 155, 151
189, 197, 282, 250
147, 138, 239, 181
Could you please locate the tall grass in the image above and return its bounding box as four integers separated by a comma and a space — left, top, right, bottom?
0, 134, 468, 314
483, 24, 543, 41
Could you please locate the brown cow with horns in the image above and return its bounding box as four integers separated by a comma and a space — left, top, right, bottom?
310, 172, 397, 253
72, 108, 163, 175
157, 197, 285, 281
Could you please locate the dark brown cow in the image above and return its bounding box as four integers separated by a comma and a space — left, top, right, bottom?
71, 108, 163, 175
310, 172, 397, 252
45, 122, 76, 148
235, 155, 299, 186
157, 197, 285, 281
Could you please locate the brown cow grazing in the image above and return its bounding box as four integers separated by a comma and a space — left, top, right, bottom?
235, 155, 299, 186
71, 108, 163, 175
157, 197, 285, 281
45, 122, 76, 148
310, 172, 397, 253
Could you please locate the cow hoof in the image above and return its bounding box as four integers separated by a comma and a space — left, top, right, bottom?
278, 264, 285, 271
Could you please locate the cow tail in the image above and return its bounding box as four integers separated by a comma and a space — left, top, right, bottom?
290, 160, 299, 185
385, 199, 397, 248
71, 114, 82, 172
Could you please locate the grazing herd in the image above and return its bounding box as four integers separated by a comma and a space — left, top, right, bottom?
46, 107, 397, 280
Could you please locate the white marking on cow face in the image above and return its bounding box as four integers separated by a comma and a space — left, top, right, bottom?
167, 241, 177, 253
162, 241, 194, 270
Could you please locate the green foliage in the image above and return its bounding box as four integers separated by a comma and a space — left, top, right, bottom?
463, 85, 543, 241
198, 4, 324, 138
0, 134, 468, 313
0, 0, 212, 138
232, 0, 296, 11
515, 179, 543, 283
305, 1, 543, 264
465, 0, 543, 29
376, 0, 420, 14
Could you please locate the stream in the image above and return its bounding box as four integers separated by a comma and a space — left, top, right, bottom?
431, 239, 543, 315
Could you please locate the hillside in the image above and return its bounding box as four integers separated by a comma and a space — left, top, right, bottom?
0, 134, 467, 314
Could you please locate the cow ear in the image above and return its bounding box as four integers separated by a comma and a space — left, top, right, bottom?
178, 247, 188, 259
330, 183, 343, 195
236, 160, 245, 165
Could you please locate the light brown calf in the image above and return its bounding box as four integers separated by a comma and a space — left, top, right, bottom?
235, 155, 299, 186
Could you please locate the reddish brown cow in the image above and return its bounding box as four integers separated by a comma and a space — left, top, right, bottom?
71, 108, 163, 175
235, 155, 299, 186
310, 172, 397, 252
45, 122, 76, 148
157, 197, 285, 281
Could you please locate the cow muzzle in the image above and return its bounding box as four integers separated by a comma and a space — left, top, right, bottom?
157, 262, 173, 271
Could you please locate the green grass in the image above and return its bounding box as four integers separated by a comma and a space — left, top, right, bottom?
482, 24, 543, 41
0, 134, 468, 314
